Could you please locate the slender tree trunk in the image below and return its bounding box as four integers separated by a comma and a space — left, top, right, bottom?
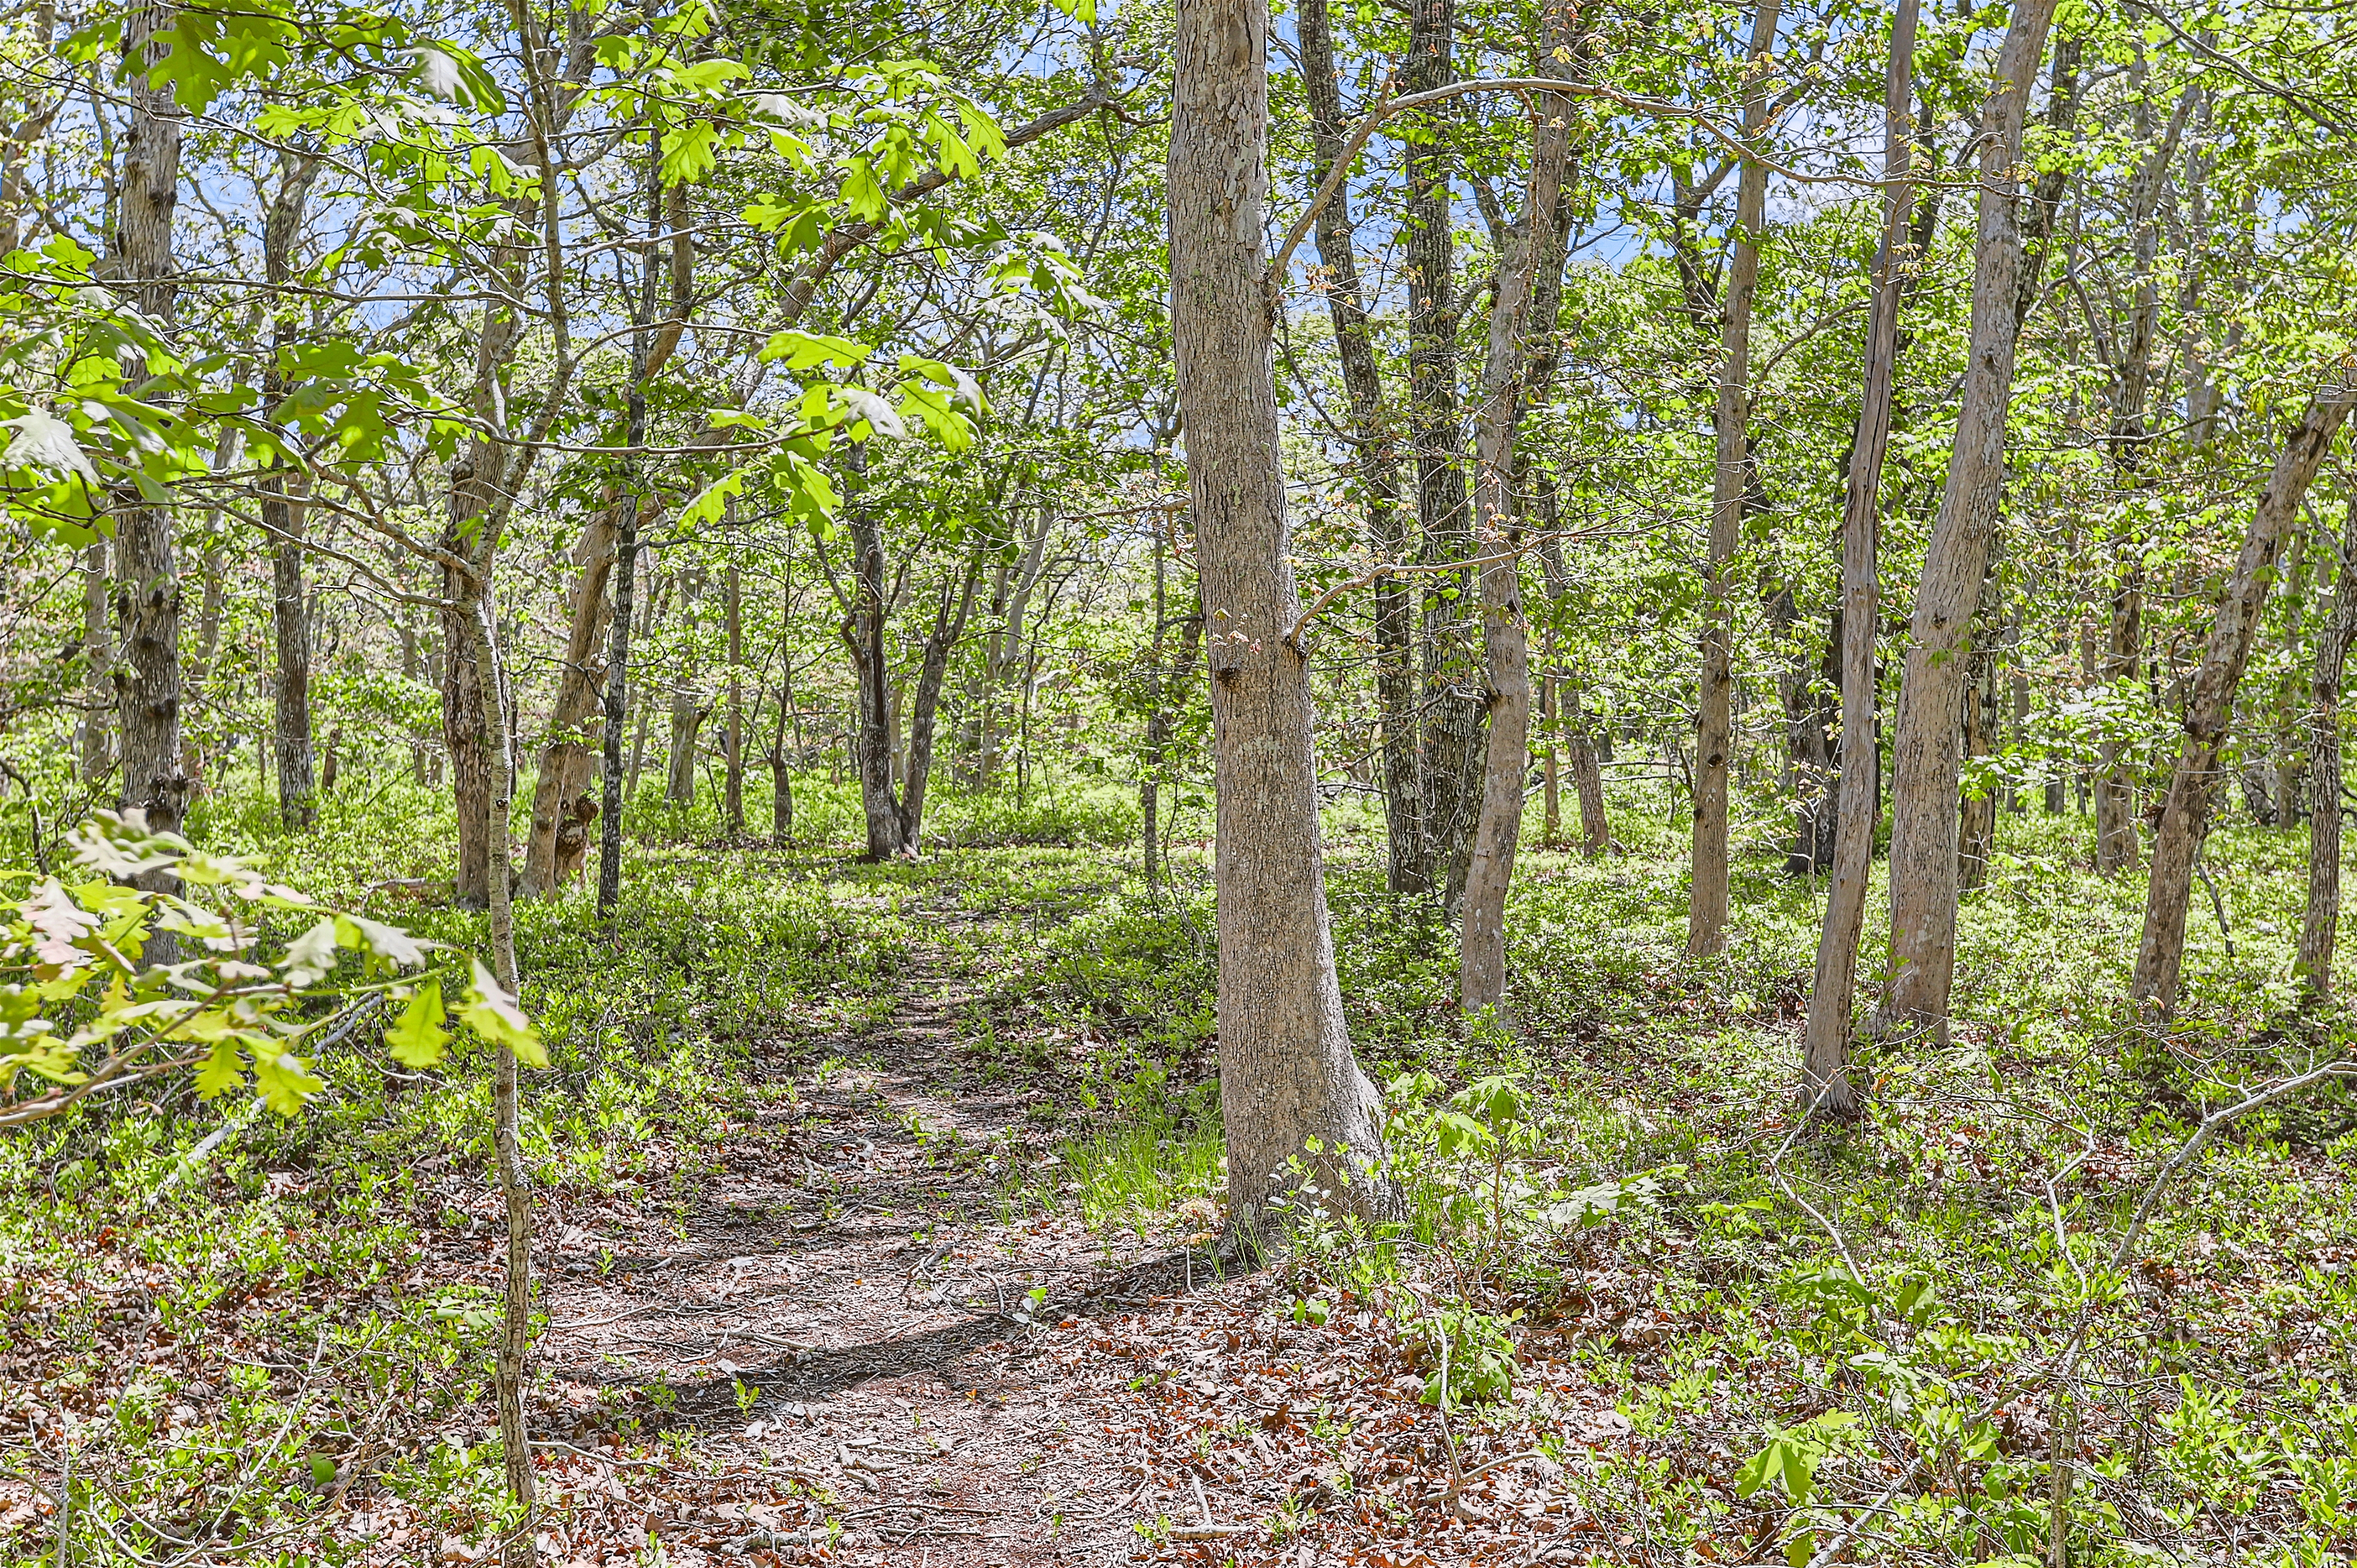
725, 557, 744, 834
1171, 0, 1387, 1228
79, 539, 111, 782
842, 445, 905, 860
1405, 0, 1484, 906
767, 679, 794, 843
1571, 716, 1610, 856
2133, 395, 2352, 1012
1687, 0, 1781, 957
111, 0, 187, 921
1880, 0, 2058, 1042
1540, 670, 1562, 844
598, 142, 657, 919
2297, 494, 2357, 998
521, 504, 617, 896
270, 490, 314, 830
1459, 29, 1573, 1015
261, 149, 321, 833
1958, 568, 2003, 888
1800, 0, 1917, 1114
2095, 83, 2191, 875
1298, 0, 1421, 894
460, 598, 536, 1568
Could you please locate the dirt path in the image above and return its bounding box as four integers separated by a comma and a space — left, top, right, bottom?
534, 914, 1187, 1566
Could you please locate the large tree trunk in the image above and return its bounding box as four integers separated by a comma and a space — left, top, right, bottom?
521, 503, 617, 896
1299, 0, 1421, 896
1879, 0, 2058, 1043
1800, 0, 1918, 1115
2132, 395, 2352, 1012
1459, 28, 1573, 1015
111, 0, 188, 912
1686, 0, 1782, 957
1171, 0, 1387, 1228
1404, 0, 1484, 906
2297, 494, 2357, 998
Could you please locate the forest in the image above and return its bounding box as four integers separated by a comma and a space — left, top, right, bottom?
1, 0, 2355, 1561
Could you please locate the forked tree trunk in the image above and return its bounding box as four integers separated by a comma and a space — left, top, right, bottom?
111, 0, 188, 916
521, 503, 617, 896
1170, 0, 1387, 1228
1459, 26, 1573, 1015
2132, 395, 2352, 1012
1687, 0, 1781, 957
2297, 494, 2357, 998
1880, 0, 2058, 1044
1800, 0, 1916, 1115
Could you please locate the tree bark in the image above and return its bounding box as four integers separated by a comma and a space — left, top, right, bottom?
1298, 0, 1422, 896
665, 684, 708, 805
1687, 0, 1781, 957
79, 539, 111, 782
1958, 568, 2002, 889
898, 544, 985, 856
1800, 0, 1917, 1114
1571, 716, 1609, 855
1170, 0, 1387, 1228
111, 0, 188, 910
1141, 520, 1205, 887
2298, 493, 2357, 998
725, 556, 744, 834
1880, 0, 2058, 1043
2096, 81, 2191, 875
1459, 24, 1573, 1016
263, 150, 321, 833
521, 503, 617, 897
460, 596, 536, 1568
2132, 395, 2352, 1012
1404, 0, 1484, 905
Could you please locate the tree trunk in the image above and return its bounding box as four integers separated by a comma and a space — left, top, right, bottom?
1958, 569, 2003, 889
725, 558, 744, 834
1298, 0, 1421, 895
1459, 27, 1573, 1016
1170, 0, 1387, 1229
1880, 0, 2058, 1043
2132, 395, 2352, 1012
1540, 670, 1562, 844
767, 680, 794, 843
111, 0, 187, 918
980, 503, 1053, 787
1571, 717, 1609, 856
459, 596, 537, 1568
1800, 0, 1917, 1114
897, 543, 986, 855
2297, 493, 2357, 998
79, 539, 111, 782
1405, 0, 1484, 906
521, 503, 617, 897
843, 445, 905, 859
1687, 0, 1781, 957
665, 685, 708, 805
1141, 520, 1205, 888
261, 149, 321, 833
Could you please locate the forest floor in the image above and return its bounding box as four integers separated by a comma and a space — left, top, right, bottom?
7, 781, 2357, 1567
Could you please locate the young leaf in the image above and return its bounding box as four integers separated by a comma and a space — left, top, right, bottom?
458, 960, 546, 1068
386, 978, 450, 1068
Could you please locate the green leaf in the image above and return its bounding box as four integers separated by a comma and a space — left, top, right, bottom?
386, 978, 450, 1068
283, 917, 341, 987
458, 960, 545, 1067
